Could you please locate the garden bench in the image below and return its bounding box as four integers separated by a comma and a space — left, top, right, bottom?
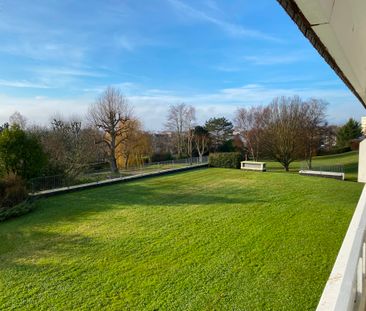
240, 161, 266, 172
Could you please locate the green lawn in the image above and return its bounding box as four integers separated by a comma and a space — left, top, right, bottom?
266, 151, 359, 181
0, 168, 363, 310
79, 163, 192, 183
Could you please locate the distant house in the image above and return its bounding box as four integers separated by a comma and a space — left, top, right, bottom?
151, 131, 174, 156
362, 116, 366, 135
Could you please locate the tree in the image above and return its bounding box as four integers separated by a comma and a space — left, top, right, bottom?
0, 125, 47, 179
0, 123, 9, 133
193, 126, 209, 162
261, 96, 304, 171
150, 132, 174, 160
337, 118, 362, 147
9, 111, 27, 130
320, 125, 338, 151
88, 87, 132, 173
234, 107, 265, 161
40, 116, 99, 178
232, 133, 246, 157
116, 119, 152, 169
165, 103, 196, 158
205, 117, 233, 152
185, 107, 196, 161
301, 98, 327, 168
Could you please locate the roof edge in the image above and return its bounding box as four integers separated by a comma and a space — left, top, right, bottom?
276, 0, 366, 108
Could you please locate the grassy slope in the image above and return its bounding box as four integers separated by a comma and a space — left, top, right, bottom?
266, 151, 359, 181
0, 169, 363, 310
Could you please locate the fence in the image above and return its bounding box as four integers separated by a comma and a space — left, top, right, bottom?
29, 156, 209, 194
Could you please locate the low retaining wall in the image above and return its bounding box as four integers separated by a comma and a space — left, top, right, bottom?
31, 163, 208, 198
299, 170, 345, 180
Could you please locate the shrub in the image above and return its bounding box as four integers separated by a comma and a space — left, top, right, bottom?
209, 152, 242, 169
317, 146, 352, 156
0, 125, 47, 179
0, 200, 36, 222
151, 153, 173, 162
0, 174, 28, 208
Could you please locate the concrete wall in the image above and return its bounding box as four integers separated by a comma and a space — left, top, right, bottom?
31, 163, 208, 198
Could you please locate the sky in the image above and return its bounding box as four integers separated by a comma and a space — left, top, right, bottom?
0, 0, 365, 130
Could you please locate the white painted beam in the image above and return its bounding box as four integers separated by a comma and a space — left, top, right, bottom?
359, 140, 366, 183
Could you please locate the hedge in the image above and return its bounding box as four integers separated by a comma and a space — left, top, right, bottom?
209, 152, 242, 169
0, 199, 37, 222
317, 146, 352, 156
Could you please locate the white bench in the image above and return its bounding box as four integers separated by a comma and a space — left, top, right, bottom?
299, 170, 345, 180
240, 161, 266, 172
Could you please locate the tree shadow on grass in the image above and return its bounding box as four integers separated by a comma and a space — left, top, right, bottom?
0, 229, 100, 269
0, 179, 268, 229
0, 229, 113, 309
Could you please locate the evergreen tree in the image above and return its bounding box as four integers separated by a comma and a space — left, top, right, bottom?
336, 118, 362, 147
0, 125, 47, 179
204, 117, 233, 152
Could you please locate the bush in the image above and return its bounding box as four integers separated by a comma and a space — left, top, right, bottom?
209, 152, 242, 169
0, 125, 47, 179
0, 174, 28, 208
0, 174, 37, 222
0, 200, 36, 222
317, 146, 352, 156
151, 153, 173, 162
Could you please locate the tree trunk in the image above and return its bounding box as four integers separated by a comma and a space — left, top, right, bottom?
109, 136, 119, 174
110, 156, 118, 174
124, 155, 129, 170
198, 150, 203, 163
308, 145, 313, 169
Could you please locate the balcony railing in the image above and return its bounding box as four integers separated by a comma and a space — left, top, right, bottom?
317, 185, 366, 310
316, 137, 366, 310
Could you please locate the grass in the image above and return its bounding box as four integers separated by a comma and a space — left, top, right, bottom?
266, 151, 359, 181
80, 163, 193, 182
0, 167, 363, 310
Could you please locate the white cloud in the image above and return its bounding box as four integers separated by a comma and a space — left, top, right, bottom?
114, 36, 136, 51
166, 0, 280, 41
242, 53, 306, 65
0, 42, 86, 63
0, 94, 91, 126
34, 67, 105, 78
0, 79, 51, 89
113, 33, 164, 52
0, 84, 364, 131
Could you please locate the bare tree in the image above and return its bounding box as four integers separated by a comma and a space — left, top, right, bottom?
235, 96, 329, 171
165, 103, 196, 158
193, 126, 209, 162
301, 98, 327, 168
185, 106, 196, 161
261, 96, 304, 171
88, 87, 132, 173
32, 114, 100, 178
9, 111, 27, 130
234, 106, 265, 161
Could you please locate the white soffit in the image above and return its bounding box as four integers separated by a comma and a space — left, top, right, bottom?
295, 0, 366, 106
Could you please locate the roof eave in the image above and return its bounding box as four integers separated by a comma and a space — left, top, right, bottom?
277, 0, 366, 109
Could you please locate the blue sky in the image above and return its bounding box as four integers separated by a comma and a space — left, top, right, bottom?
0, 0, 365, 130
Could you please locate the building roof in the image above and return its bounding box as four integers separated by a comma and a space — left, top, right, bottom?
277, 0, 366, 109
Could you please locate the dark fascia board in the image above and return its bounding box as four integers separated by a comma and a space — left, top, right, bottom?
277, 0, 366, 109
